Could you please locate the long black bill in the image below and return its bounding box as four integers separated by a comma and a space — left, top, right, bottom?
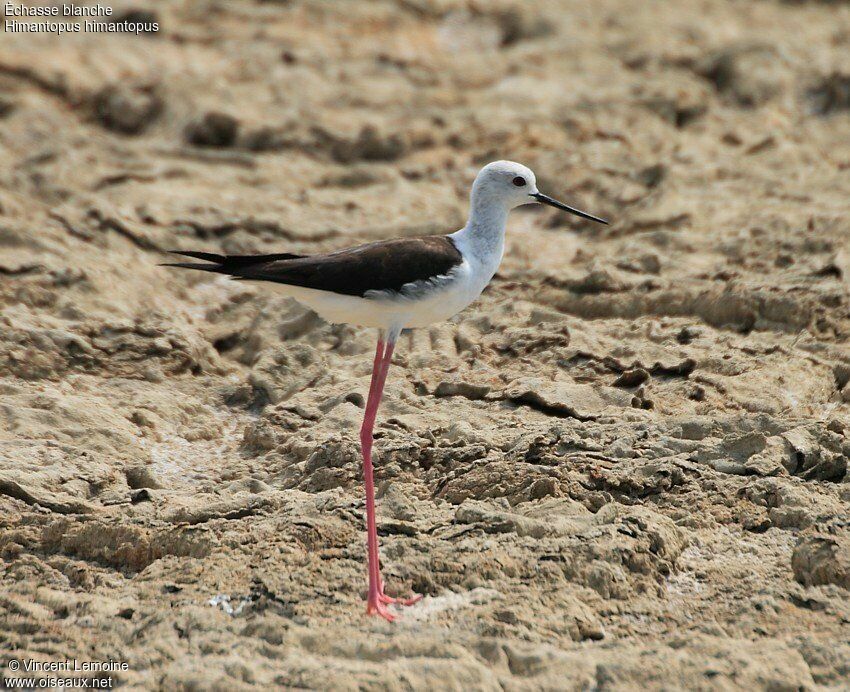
531, 192, 608, 225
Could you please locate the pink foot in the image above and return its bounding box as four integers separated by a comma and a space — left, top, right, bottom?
366, 598, 396, 622
378, 593, 423, 606
366, 582, 422, 620
377, 582, 423, 607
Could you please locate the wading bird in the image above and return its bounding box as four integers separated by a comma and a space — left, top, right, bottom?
165, 161, 607, 621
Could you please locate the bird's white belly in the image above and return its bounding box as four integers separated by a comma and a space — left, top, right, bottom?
274, 260, 488, 331
381, 272, 483, 328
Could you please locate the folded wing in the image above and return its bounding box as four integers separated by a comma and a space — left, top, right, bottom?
163, 236, 462, 298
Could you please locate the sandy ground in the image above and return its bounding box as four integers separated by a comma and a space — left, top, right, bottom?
1, 0, 850, 689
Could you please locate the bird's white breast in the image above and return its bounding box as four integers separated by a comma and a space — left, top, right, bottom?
379, 258, 483, 328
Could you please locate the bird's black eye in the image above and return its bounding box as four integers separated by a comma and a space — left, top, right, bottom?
512, 176, 526, 187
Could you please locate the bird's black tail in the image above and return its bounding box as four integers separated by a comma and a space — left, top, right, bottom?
161, 250, 306, 276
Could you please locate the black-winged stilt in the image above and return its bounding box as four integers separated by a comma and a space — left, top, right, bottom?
165, 160, 607, 621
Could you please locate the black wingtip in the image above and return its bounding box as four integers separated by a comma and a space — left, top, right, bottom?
160, 262, 224, 272
167, 250, 226, 263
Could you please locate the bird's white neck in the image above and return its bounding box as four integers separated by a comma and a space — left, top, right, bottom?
451, 193, 510, 273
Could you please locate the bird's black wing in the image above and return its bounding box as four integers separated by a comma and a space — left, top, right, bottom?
163, 236, 462, 297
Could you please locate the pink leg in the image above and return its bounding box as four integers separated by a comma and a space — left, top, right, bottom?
361, 331, 421, 621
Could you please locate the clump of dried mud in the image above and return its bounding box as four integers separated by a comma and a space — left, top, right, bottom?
2, 1, 850, 689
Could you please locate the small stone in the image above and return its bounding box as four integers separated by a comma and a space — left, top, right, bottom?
676, 326, 702, 344
782, 427, 847, 481
577, 618, 605, 641
504, 378, 633, 421
151, 337, 172, 353
494, 609, 518, 624
241, 421, 278, 452
636, 163, 666, 188
130, 488, 151, 503
792, 535, 850, 589
637, 253, 661, 274
689, 386, 706, 401
377, 519, 418, 537
185, 112, 240, 147
0, 97, 15, 118
806, 72, 850, 116
124, 464, 163, 490
241, 126, 288, 152
493, 7, 553, 46
93, 84, 162, 135
434, 381, 490, 399
527, 477, 559, 500
741, 513, 771, 533
697, 43, 786, 107
315, 124, 408, 163
129, 409, 157, 429
612, 368, 650, 388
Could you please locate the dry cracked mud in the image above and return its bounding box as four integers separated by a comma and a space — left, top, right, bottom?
1, 0, 849, 689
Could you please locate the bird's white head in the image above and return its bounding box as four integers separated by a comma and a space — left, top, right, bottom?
471, 160, 608, 224
471, 160, 539, 210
